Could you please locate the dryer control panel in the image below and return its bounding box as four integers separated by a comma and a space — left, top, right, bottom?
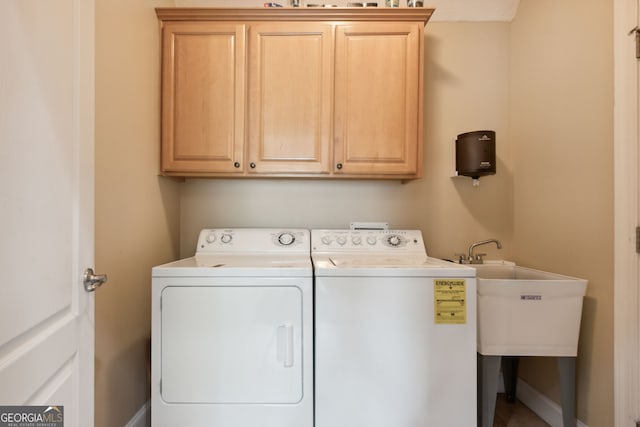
196, 228, 309, 253
311, 229, 425, 254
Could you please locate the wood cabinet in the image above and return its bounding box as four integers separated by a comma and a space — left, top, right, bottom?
248, 22, 333, 175
334, 22, 422, 176
156, 8, 432, 179
161, 21, 246, 174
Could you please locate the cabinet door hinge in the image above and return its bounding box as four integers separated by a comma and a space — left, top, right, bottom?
636, 226, 640, 253
630, 27, 640, 59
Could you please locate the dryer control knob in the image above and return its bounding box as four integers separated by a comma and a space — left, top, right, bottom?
387, 235, 402, 246
352, 236, 362, 245
206, 233, 217, 244
220, 233, 233, 244
367, 236, 377, 245
337, 236, 347, 246
321, 236, 332, 245
278, 232, 295, 246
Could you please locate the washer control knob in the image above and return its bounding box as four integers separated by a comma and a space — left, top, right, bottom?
278, 232, 295, 246
387, 235, 402, 246
367, 236, 377, 245
220, 233, 233, 244
206, 233, 217, 244
321, 235, 332, 245
352, 236, 362, 245
336, 236, 347, 246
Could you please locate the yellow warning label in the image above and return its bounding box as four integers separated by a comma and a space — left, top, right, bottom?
434, 279, 466, 324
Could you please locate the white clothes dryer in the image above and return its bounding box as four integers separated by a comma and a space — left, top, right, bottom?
312, 229, 477, 427
151, 228, 313, 427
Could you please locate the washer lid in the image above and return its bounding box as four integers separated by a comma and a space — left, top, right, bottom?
312, 255, 476, 277
327, 255, 431, 267
153, 254, 312, 277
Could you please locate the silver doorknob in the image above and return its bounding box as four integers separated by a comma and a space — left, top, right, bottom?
83, 268, 108, 292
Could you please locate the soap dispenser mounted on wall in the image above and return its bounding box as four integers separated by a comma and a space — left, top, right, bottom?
455, 130, 496, 186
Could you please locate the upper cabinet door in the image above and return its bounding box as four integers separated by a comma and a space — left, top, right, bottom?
161, 22, 245, 174
248, 23, 333, 175
333, 23, 424, 177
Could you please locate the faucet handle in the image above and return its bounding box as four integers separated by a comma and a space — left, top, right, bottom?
474, 253, 487, 263
454, 253, 470, 264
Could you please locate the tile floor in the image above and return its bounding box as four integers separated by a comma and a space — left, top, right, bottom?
493, 394, 551, 427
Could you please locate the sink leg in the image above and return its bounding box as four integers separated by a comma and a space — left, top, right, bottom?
478, 354, 501, 427
502, 356, 520, 403
477, 354, 482, 427
557, 356, 577, 427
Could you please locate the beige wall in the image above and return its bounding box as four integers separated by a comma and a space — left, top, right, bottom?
94, 0, 614, 425
95, 1, 180, 426
180, 23, 514, 261
509, 0, 614, 425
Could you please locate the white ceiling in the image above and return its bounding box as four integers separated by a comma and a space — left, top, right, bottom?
173, 0, 521, 22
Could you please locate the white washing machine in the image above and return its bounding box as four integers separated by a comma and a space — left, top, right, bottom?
151, 228, 313, 427
312, 229, 477, 427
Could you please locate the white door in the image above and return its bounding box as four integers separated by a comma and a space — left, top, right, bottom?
0, 1, 96, 426
614, 0, 640, 425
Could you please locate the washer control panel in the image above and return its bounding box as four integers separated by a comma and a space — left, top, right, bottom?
312, 229, 425, 254
196, 228, 309, 253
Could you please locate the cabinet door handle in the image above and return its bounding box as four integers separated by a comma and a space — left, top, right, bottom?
233, 162, 240, 168
250, 162, 256, 169
336, 163, 343, 170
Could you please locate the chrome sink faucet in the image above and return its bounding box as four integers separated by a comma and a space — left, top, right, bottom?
456, 239, 502, 264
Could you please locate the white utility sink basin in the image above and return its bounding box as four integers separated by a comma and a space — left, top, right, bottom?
474, 261, 587, 357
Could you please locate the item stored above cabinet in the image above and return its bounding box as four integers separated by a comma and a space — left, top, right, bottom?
156, 8, 433, 179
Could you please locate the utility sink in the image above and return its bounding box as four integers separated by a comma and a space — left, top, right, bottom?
474, 261, 587, 357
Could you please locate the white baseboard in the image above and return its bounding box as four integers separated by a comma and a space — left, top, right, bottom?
516, 379, 588, 427
124, 400, 150, 427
